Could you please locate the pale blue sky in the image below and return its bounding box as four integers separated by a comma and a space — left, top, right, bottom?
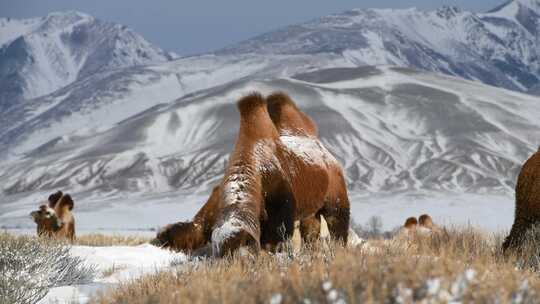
0, 0, 506, 55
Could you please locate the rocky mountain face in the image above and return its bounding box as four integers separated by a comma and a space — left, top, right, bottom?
0, 2, 539, 203
218, 0, 540, 95
0, 53, 350, 161
0, 11, 175, 109
0, 67, 537, 198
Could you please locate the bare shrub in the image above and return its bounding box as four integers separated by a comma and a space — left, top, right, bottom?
0, 233, 95, 304
351, 216, 396, 239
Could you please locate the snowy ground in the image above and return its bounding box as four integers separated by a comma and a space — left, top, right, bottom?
38, 244, 188, 304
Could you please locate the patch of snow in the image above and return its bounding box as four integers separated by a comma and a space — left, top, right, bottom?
270, 293, 283, 304
426, 278, 442, 296
322, 281, 333, 292
211, 215, 246, 254
450, 268, 476, 299
222, 172, 252, 207
280, 135, 338, 167
347, 228, 365, 247
38, 243, 188, 304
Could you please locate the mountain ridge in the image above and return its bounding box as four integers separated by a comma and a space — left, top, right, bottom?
0, 11, 176, 109
216, 0, 540, 95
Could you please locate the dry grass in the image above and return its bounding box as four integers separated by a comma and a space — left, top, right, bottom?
101, 264, 128, 278
91, 226, 540, 304
73, 234, 151, 247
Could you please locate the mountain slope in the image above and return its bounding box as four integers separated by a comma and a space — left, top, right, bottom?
0, 11, 175, 109
0, 53, 351, 160
2, 3, 539, 162
1, 67, 538, 199
217, 0, 540, 95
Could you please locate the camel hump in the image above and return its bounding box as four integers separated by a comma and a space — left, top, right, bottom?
267, 92, 317, 136
237, 93, 266, 115
419, 214, 437, 228
235, 92, 279, 141
404, 217, 418, 228
48, 190, 63, 208
58, 194, 74, 210
267, 92, 298, 110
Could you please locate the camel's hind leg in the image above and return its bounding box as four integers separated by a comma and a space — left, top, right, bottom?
322, 170, 351, 243
299, 214, 321, 243
320, 198, 350, 243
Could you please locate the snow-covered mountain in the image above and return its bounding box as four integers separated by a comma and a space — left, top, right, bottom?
2, 2, 540, 162
0, 53, 352, 161
0, 11, 175, 109
530, 83, 540, 94
1, 66, 538, 199
0, 4, 539, 228
218, 0, 540, 95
